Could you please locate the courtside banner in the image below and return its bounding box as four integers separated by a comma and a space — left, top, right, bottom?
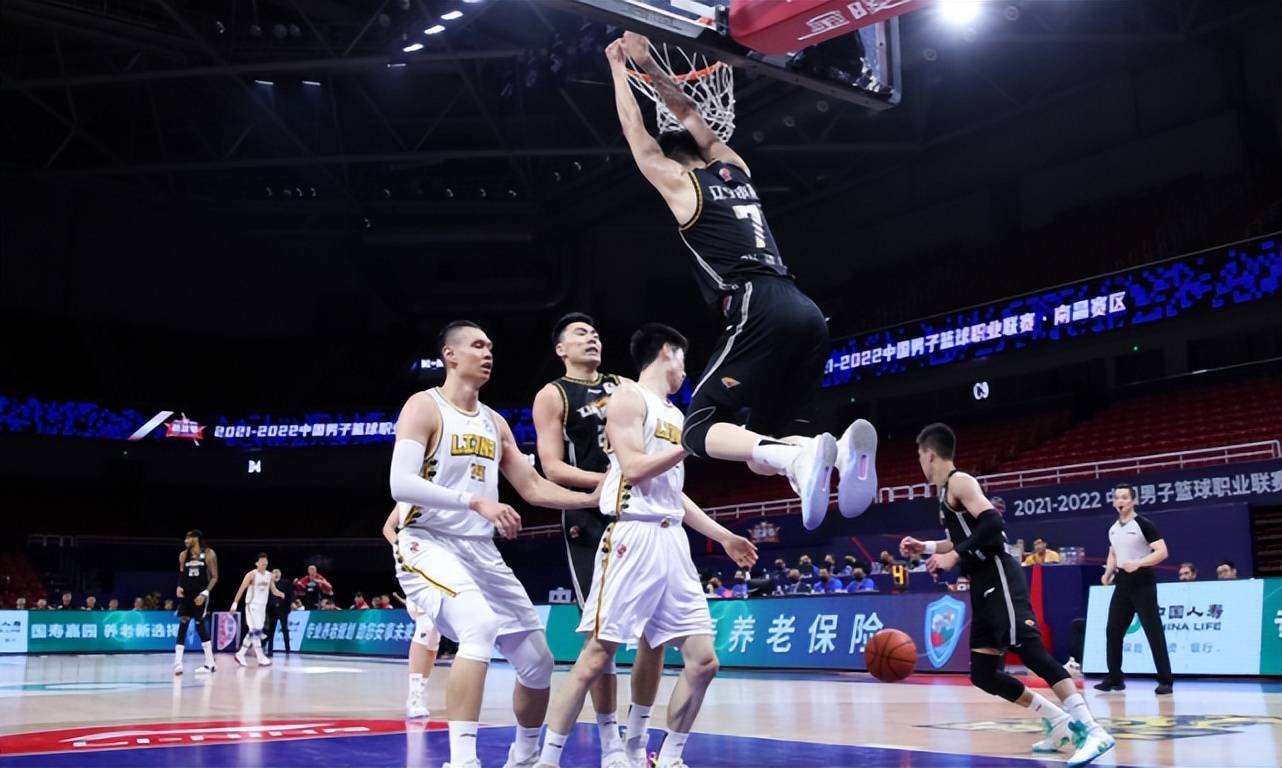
1083, 579, 1276, 675
3, 611, 238, 654
546, 593, 972, 672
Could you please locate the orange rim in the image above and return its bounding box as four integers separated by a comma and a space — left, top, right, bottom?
627, 60, 725, 84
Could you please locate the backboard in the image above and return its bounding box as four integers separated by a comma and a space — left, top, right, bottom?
551, 0, 905, 111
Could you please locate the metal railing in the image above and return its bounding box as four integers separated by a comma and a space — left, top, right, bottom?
519, 440, 1281, 536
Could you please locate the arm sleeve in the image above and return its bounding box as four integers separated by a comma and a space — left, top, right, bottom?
389, 439, 473, 513
954, 509, 1005, 563
1136, 515, 1161, 543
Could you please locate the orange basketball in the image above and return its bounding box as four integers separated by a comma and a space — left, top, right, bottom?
864, 628, 917, 682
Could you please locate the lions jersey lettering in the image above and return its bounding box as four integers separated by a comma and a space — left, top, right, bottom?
654, 420, 683, 446
450, 434, 497, 460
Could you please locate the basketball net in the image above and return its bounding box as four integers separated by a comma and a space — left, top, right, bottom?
626, 43, 735, 143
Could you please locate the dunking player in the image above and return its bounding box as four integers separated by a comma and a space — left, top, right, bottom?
384, 503, 441, 719
539, 324, 758, 768
389, 320, 600, 768
607, 32, 878, 531
903, 424, 1115, 767
230, 552, 284, 667
531, 313, 666, 766
173, 529, 219, 675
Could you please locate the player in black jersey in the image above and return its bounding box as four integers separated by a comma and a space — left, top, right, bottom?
174, 529, 219, 675
607, 32, 878, 532
901, 425, 1114, 767
531, 313, 667, 767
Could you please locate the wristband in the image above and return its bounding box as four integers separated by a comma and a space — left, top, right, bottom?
922, 541, 937, 555
199, 590, 210, 598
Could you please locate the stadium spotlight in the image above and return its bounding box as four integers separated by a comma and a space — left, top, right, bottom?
403, 42, 424, 52
939, 0, 982, 26
441, 11, 463, 20
425, 24, 445, 35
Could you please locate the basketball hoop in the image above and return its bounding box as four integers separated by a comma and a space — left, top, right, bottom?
626, 43, 735, 143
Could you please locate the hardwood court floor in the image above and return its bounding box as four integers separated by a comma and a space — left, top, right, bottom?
1, 653, 1279, 766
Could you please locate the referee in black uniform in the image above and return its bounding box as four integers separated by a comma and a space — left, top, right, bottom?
1097, 483, 1174, 694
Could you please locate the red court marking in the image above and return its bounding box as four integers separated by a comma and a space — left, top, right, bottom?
0, 719, 447, 757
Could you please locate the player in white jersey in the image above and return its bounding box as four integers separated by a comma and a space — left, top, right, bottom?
384, 502, 441, 719
230, 553, 284, 667
389, 320, 601, 768
539, 324, 758, 768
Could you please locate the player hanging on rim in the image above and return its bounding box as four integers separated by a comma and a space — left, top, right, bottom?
538, 323, 758, 768
173, 529, 219, 675
902, 424, 1115, 767
606, 32, 877, 531
531, 313, 666, 767
390, 320, 601, 768
230, 552, 284, 667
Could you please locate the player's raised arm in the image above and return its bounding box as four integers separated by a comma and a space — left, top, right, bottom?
533, 383, 603, 490
494, 410, 599, 510
621, 31, 749, 175
606, 39, 696, 219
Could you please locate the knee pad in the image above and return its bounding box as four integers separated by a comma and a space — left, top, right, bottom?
679, 406, 718, 458
413, 616, 441, 652
454, 615, 499, 663
970, 652, 1024, 703
177, 616, 190, 643
498, 630, 553, 690
1016, 638, 1070, 687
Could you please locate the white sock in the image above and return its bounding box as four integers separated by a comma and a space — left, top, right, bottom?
408, 672, 425, 695
656, 730, 689, 765
174, 645, 184, 666
448, 721, 479, 764
539, 729, 568, 767
624, 704, 652, 752
597, 712, 622, 753
1026, 691, 1068, 721
1062, 693, 1104, 734
201, 640, 214, 666
750, 439, 801, 473
513, 725, 541, 760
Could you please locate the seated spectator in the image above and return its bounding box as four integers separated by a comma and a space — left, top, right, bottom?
107, 598, 119, 611
319, 597, 341, 610
1022, 537, 1062, 565
35, 598, 49, 610
730, 570, 751, 599
872, 550, 897, 574
837, 555, 858, 577
1216, 560, 1237, 580
775, 569, 811, 595
131, 597, 144, 610
56, 592, 73, 610
81, 595, 100, 611
796, 555, 819, 578
822, 554, 839, 574
376, 594, 394, 609
291, 598, 305, 611
704, 577, 733, 599
1178, 562, 1197, 581
813, 568, 844, 594
768, 557, 789, 580
846, 567, 876, 592
162, 598, 174, 611
350, 592, 370, 610
14, 597, 27, 610
907, 557, 928, 572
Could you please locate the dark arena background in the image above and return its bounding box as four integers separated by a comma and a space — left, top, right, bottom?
1, 1, 1281, 766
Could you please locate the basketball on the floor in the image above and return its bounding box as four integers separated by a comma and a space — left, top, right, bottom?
865, 629, 917, 682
